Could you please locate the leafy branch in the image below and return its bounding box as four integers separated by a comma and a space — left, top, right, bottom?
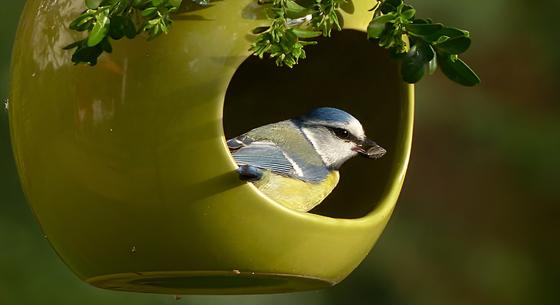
367, 0, 480, 86
250, 0, 344, 68
252, 0, 479, 85
65, 0, 480, 86
64, 0, 183, 65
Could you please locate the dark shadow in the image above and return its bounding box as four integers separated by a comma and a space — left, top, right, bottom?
183, 170, 245, 203
223, 30, 405, 219
340, 0, 355, 14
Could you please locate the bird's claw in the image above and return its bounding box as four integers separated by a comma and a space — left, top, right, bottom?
237, 165, 263, 182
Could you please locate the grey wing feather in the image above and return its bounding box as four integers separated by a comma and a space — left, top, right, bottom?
227, 134, 329, 182
228, 136, 295, 177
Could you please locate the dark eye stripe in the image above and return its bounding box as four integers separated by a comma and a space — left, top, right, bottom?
330, 127, 358, 142
333, 128, 349, 138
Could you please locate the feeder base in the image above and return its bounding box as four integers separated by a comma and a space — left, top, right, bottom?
86, 270, 335, 295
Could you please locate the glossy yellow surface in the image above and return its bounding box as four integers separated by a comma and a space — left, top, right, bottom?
9, 0, 414, 294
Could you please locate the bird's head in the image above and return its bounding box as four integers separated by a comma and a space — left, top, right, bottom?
296, 107, 386, 169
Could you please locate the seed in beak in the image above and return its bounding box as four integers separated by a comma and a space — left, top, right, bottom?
355, 138, 386, 159
365, 144, 386, 159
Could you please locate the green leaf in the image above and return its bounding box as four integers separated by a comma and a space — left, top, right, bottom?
169, 0, 182, 8
371, 12, 397, 24
437, 26, 469, 38
285, 0, 309, 18
71, 44, 103, 65
424, 26, 469, 43
69, 13, 94, 31
109, 16, 136, 40
284, 29, 298, 45
401, 42, 435, 83
438, 55, 480, 86
252, 26, 269, 34
85, 0, 103, 9
435, 36, 471, 54
433, 35, 449, 44
151, 0, 165, 6
379, 2, 396, 14
109, 16, 125, 39
299, 40, 317, 46
427, 52, 437, 75
367, 20, 386, 39
159, 20, 169, 33
142, 7, 157, 16
63, 39, 85, 50
87, 13, 110, 47
406, 23, 443, 37
292, 28, 322, 38
132, 0, 148, 8
124, 17, 137, 38
423, 43, 436, 62
401, 6, 415, 19
100, 37, 112, 53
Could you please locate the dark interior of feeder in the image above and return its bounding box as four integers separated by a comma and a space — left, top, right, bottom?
224, 30, 404, 219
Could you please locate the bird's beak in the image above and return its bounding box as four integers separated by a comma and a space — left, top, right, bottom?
353, 138, 386, 159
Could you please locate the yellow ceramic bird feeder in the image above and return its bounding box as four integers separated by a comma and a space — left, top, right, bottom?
9, 0, 476, 295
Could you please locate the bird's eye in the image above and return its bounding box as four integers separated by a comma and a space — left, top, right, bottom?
331, 128, 350, 139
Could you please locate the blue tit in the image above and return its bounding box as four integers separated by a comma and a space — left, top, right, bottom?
227, 107, 386, 212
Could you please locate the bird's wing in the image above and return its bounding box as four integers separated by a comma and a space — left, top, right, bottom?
227, 134, 328, 182
229, 138, 295, 176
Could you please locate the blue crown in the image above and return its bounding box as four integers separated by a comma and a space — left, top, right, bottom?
303, 107, 357, 125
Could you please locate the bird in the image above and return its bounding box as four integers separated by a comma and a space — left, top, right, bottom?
227, 107, 386, 212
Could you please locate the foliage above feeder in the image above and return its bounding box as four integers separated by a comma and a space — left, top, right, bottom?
64, 0, 480, 86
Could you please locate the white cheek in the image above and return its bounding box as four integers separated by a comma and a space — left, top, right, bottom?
331, 141, 355, 156
301, 127, 358, 167
337, 141, 359, 160
320, 141, 357, 168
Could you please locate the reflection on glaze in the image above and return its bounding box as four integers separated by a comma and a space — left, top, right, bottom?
241, 1, 267, 20
120, 58, 128, 104
32, 0, 82, 70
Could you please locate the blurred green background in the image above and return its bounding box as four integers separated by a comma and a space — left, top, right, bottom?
1, 1, 558, 305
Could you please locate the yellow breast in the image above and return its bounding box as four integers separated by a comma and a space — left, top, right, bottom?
252, 171, 340, 212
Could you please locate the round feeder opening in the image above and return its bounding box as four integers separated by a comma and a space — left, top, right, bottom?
224, 30, 406, 219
